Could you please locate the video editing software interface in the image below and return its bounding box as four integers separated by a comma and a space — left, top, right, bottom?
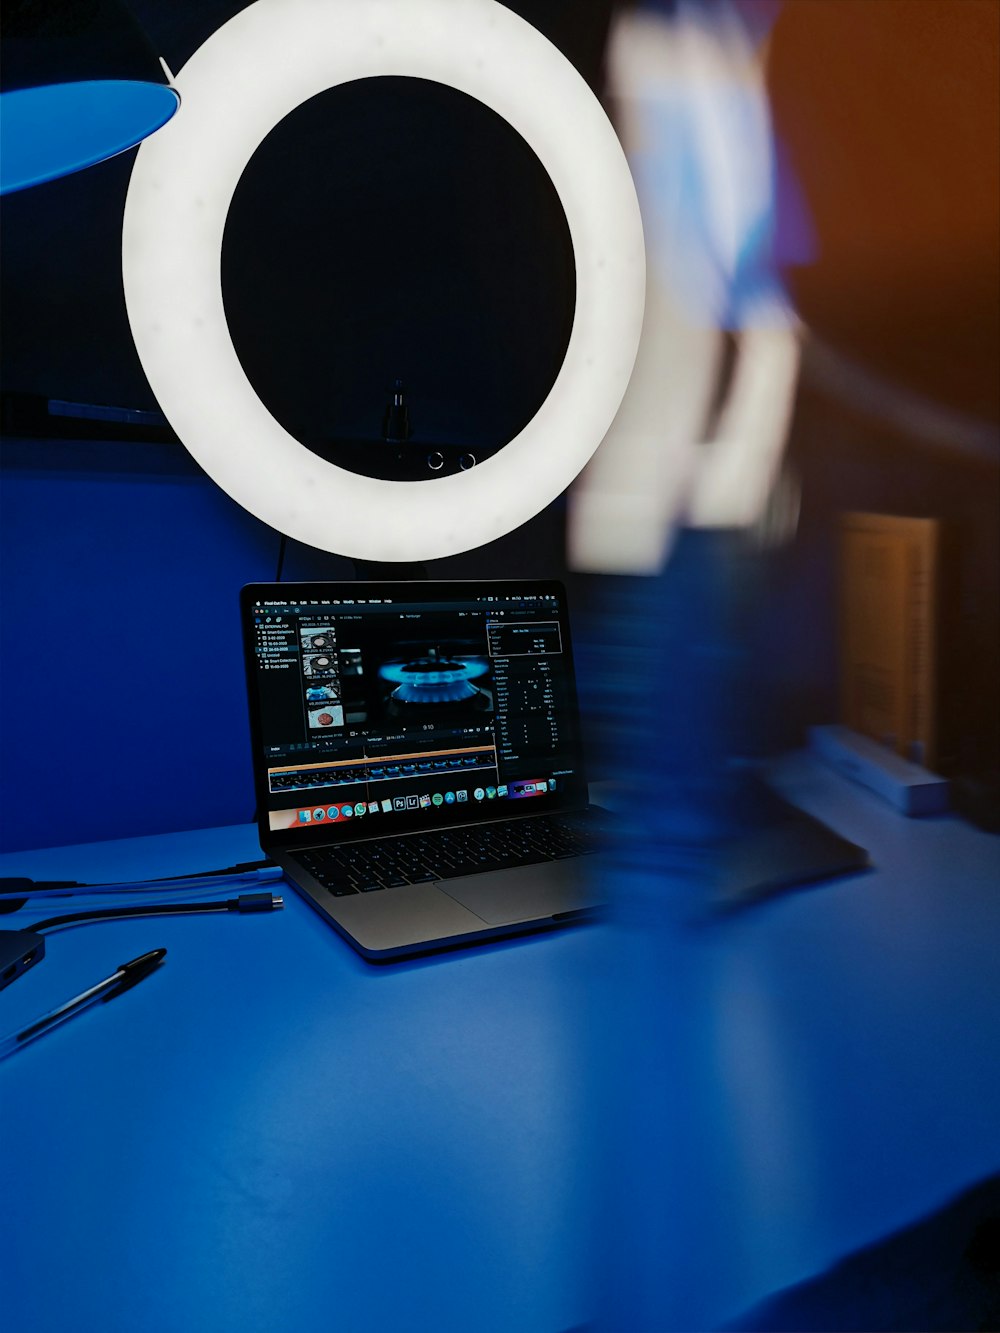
247, 585, 585, 836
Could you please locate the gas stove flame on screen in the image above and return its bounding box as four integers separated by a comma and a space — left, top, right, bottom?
380, 647, 490, 705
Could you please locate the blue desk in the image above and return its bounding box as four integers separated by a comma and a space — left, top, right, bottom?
2, 755, 998, 1331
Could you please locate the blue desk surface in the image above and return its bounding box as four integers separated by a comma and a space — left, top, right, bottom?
2, 755, 998, 1332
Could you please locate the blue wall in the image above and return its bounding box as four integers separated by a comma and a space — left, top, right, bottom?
0, 435, 575, 853
0, 438, 283, 851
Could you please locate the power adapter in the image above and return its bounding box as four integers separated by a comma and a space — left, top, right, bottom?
0, 930, 45, 990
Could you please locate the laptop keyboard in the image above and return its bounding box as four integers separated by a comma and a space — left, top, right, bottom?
294, 811, 606, 897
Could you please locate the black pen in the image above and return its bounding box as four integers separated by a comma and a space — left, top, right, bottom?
0, 948, 167, 1060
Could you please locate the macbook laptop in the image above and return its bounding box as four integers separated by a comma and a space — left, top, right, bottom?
240, 579, 609, 958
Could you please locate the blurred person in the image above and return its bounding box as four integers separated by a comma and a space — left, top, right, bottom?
576, 3, 999, 1329
569, 0, 803, 578
569, 0, 802, 866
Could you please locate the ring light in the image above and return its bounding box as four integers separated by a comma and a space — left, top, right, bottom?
122, 0, 645, 561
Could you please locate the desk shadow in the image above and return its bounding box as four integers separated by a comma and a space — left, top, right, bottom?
723, 1173, 1000, 1332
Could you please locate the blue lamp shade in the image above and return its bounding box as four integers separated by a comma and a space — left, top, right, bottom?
1, 81, 178, 194
0, 0, 179, 195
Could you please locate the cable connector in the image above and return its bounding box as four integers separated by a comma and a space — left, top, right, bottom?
233, 893, 284, 913
183, 861, 280, 881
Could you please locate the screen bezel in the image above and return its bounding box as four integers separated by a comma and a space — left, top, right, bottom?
240, 578, 589, 849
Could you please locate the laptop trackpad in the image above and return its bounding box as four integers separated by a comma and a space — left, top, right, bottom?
441, 859, 602, 926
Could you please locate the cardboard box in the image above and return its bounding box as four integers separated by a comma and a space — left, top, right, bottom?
840, 512, 940, 769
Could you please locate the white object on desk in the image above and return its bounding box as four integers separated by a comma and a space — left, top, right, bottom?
809, 724, 950, 816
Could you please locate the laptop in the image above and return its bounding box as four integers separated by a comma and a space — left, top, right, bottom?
240, 579, 609, 959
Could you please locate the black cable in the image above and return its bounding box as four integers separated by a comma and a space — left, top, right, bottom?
1, 860, 274, 898
133, 859, 274, 883
275, 534, 287, 582
27, 892, 282, 935
2, 861, 273, 894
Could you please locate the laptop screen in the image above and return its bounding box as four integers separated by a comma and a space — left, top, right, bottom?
241, 579, 589, 844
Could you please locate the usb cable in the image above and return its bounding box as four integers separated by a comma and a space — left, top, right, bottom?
0, 865, 282, 904
24, 892, 284, 936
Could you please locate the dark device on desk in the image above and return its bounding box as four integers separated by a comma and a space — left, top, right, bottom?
240, 579, 609, 958
0, 928, 45, 990
712, 776, 871, 913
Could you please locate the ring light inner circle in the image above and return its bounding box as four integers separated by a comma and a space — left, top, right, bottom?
220, 75, 576, 482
